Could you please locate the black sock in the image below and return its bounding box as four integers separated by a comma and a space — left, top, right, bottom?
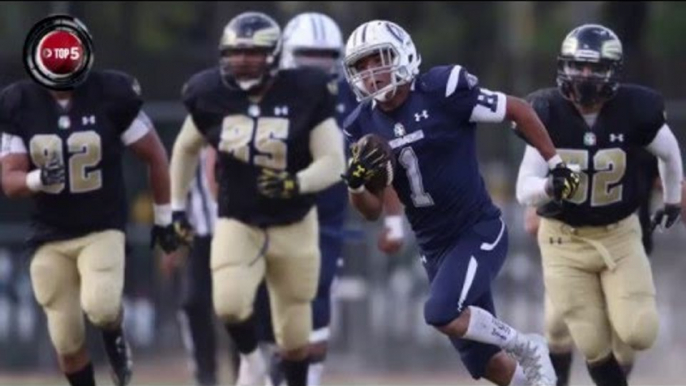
224, 315, 258, 354
587, 354, 628, 386
550, 351, 573, 386
281, 358, 309, 386
102, 326, 123, 347
65, 362, 96, 386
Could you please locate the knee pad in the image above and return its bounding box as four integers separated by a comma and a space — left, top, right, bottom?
621, 308, 658, 351
545, 306, 574, 351
212, 266, 256, 323
424, 294, 458, 327
274, 300, 311, 352
83, 294, 121, 328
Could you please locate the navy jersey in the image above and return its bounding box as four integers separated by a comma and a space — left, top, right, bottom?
315, 78, 358, 231
182, 67, 337, 227
344, 65, 505, 256
0, 70, 142, 246
530, 86, 665, 226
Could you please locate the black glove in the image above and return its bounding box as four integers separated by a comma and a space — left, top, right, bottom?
650, 204, 681, 233
257, 169, 299, 199
341, 142, 388, 190
172, 210, 194, 245
40, 154, 65, 186
151, 224, 179, 253
549, 162, 580, 202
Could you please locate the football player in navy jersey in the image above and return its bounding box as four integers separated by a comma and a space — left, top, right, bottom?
341, 20, 581, 386
169, 12, 345, 386
0, 15, 175, 386
516, 24, 684, 386
252, 12, 406, 386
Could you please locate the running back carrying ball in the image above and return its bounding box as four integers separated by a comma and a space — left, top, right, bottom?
346, 133, 395, 194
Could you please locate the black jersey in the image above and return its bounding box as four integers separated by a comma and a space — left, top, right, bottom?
0, 70, 143, 246
182, 67, 336, 227
529, 85, 665, 227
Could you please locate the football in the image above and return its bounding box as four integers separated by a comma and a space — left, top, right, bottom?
355, 133, 396, 194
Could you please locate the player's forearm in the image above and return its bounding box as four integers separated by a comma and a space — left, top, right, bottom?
205, 147, 219, 200
506, 96, 558, 164
516, 174, 550, 206
349, 188, 384, 221
171, 117, 205, 210
515, 145, 552, 206
1, 169, 33, 197
646, 124, 683, 205
383, 188, 404, 240
297, 118, 346, 194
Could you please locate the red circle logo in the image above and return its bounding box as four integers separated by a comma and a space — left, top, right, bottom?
23, 15, 95, 90
37, 30, 85, 76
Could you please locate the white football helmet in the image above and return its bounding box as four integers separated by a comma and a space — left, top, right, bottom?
281, 12, 343, 75
344, 20, 421, 102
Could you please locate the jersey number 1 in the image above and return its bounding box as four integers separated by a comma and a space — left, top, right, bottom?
29, 131, 103, 194
399, 147, 434, 207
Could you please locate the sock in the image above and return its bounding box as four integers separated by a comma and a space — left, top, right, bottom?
282, 358, 309, 386
102, 326, 123, 347
463, 306, 518, 349
65, 362, 96, 386
307, 362, 324, 386
224, 316, 258, 354
550, 351, 573, 386
587, 354, 627, 386
508, 364, 528, 386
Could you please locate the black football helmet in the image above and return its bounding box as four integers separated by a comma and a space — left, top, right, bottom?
556, 24, 623, 108
218, 12, 281, 92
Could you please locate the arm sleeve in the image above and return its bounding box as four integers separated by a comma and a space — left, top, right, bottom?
170, 115, 207, 210
516, 145, 552, 206
297, 118, 346, 194
645, 124, 683, 205
121, 111, 153, 146
1, 133, 27, 158
438, 65, 506, 123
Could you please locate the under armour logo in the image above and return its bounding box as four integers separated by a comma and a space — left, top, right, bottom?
414, 110, 429, 122
82, 115, 96, 125
610, 133, 624, 143
420, 255, 427, 264
274, 106, 289, 116
549, 237, 563, 245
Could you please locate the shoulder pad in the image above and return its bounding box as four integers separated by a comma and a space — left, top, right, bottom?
181, 67, 222, 107
417, 65, 479, 97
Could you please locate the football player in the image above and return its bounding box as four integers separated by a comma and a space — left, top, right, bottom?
169, 11, 345, 386
163, 147, 239, 386
0, 15, 176, 386
516, 24, 683, 386
342, 20, 580, 386
253, 12, 406, 386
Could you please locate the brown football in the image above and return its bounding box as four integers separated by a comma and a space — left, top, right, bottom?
355, 133, 396, 194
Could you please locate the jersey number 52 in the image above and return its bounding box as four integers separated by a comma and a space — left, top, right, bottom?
558, 148, 626, 207
29, 131, 102, 194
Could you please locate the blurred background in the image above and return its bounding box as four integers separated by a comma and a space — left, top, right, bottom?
1, 1, 685, 385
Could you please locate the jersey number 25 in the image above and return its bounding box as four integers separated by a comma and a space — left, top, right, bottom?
219, 115, 289, 170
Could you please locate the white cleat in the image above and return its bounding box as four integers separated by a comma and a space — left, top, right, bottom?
507, 333, 557, 386
236, 350, 267, 386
